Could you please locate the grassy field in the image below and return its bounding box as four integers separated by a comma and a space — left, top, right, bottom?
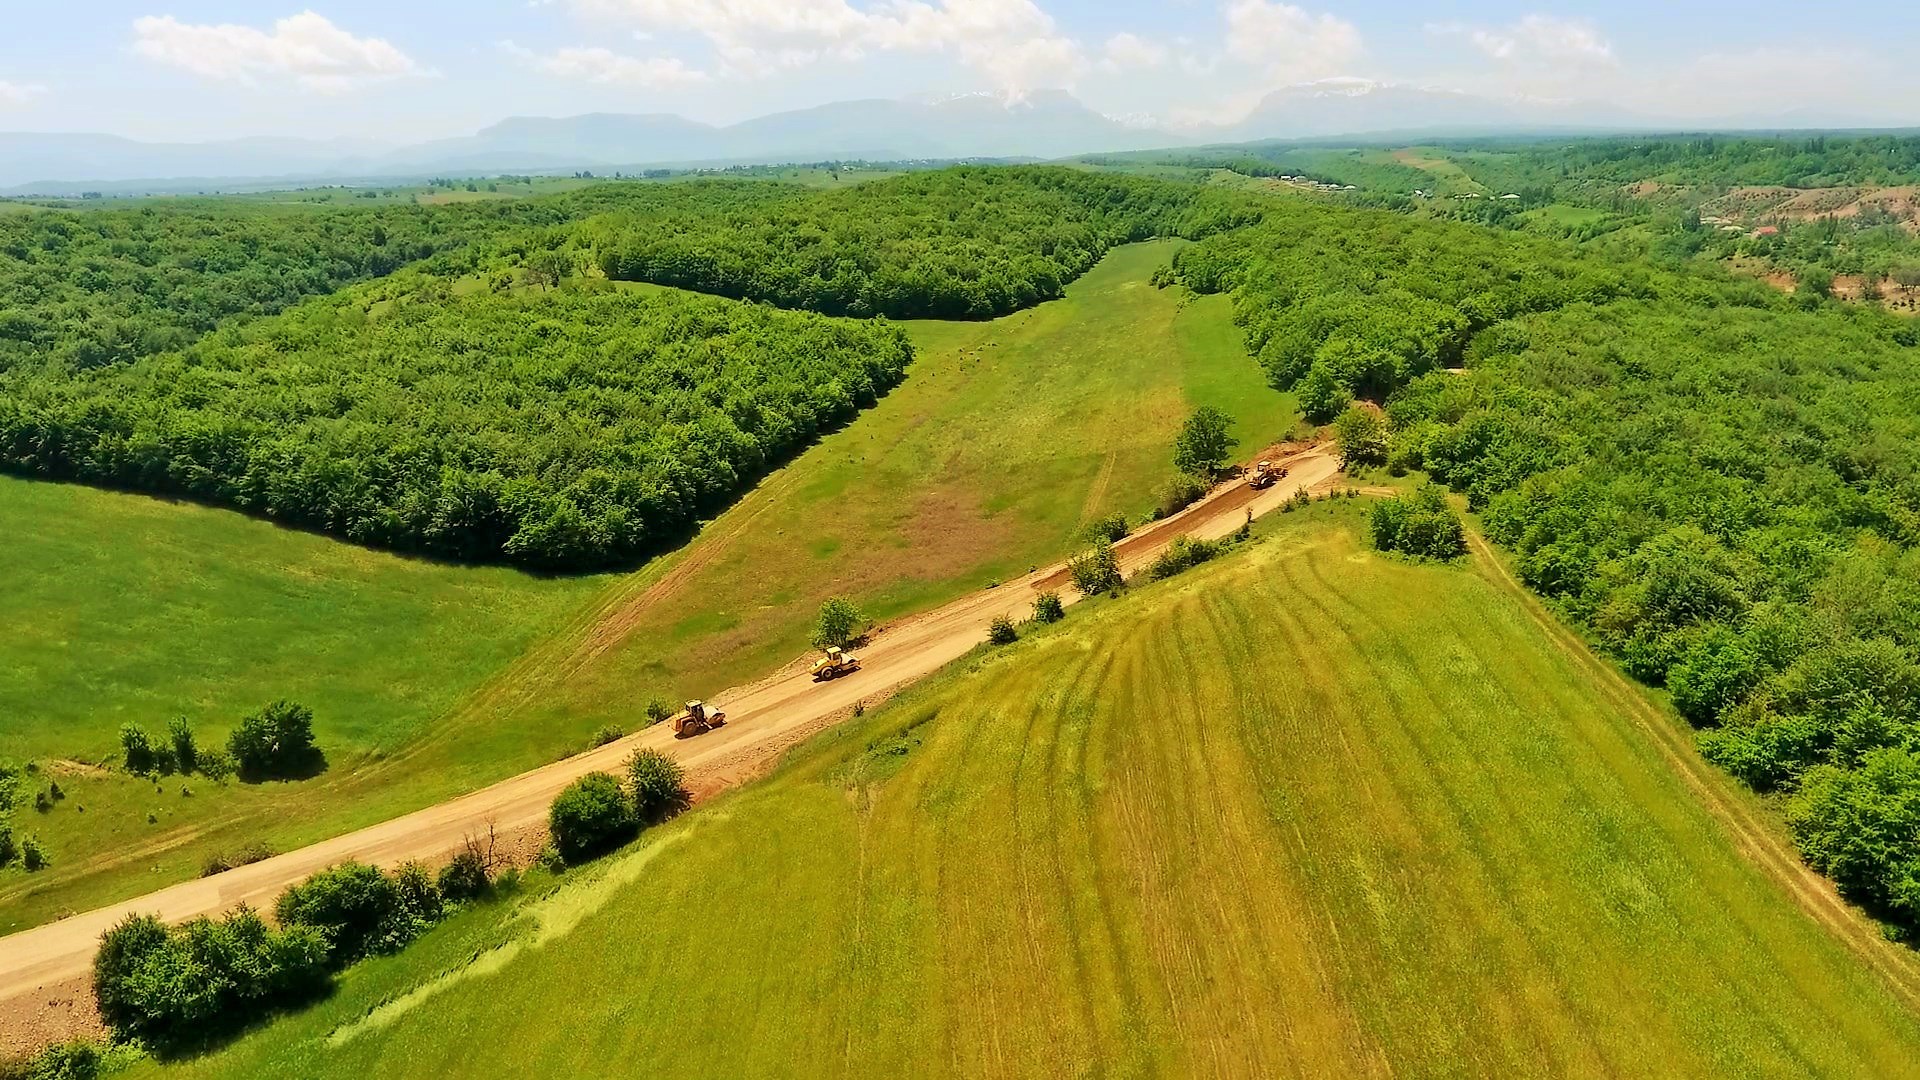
0, 240, 1294, 930
133, 507, 1920, 1078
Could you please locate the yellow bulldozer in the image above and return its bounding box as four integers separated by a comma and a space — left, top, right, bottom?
674, 700, 725, 738
1247, 460, 1289, 490
811, 646, 861, 681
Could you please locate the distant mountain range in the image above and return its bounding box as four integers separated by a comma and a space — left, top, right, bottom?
0, 82, 1880, 195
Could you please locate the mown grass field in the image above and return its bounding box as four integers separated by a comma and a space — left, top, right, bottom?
131, 506, 1920, 1079
0, 240, 1293, 930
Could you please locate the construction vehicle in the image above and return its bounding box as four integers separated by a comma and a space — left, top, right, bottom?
1247, 460, 1289, 489
811, 646, 862, 681
675, 700, 725, 738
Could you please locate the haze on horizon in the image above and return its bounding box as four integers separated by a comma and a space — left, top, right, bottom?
1, 1, 1915, 146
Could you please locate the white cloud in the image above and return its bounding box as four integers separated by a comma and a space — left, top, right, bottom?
504, 42, 707, 87
567, 0, 1082, 92
0, 80, 48, 106
131, 11, 422, 93
1430, 15, 1614, 65
1222, 1, 1363, 81
1102, 32, 1168, 71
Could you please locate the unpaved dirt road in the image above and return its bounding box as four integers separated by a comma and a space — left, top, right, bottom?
0, 446, 1342, 1031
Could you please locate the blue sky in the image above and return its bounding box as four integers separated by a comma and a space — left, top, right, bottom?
1, 2, 1912, 141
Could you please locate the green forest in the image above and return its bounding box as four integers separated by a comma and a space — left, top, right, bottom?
0, 277, 912, 567
1165, 201, 1920, 934
587, 166, 1261, 318
7, 151, 1920, 950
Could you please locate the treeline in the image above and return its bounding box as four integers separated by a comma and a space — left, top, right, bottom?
1159, 208, 1650, 418
1173, 200, 1920, 934
586, 167, 1262, 319
0, 197, 596, 374
0, 278, 912, 569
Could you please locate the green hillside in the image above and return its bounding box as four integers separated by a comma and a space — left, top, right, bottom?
135, 509, 1920, 1079
0, 240, 1293, 932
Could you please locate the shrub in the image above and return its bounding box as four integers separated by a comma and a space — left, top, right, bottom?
1333, 405, 1389, 468
120, 724, 158, 776
548, 772, 637, 862
195, 746, 235, 783
627, 748, 688, 821
1032, 591, 1065, 624
1173, 405, 1234, 479
20, 834, 48, 871
1369, 485, 1466, 560
438, 840, 494, 903
167, 717, 198, 776
228, 700, 321, 781
274, 861, 432, 963
812, 596, 865, 649
1067, 538, 1124, 596
1146, 535, 1226, 581
645, 699, 675, 724
91, 907, 330, 1046
201, 841, 274, 877
93, 914, 172, 1035
1153, 475, 1209, 519
1084, 512, 1129, 544
590, 725, 627, 748
0, 819, 13, 866
987, 616, 1019, 645
18, 1039, 103, 1080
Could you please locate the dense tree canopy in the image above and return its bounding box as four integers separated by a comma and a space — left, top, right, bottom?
0, 198, 589, 372
587, 167, 1261, 319
1172, 198, 1920, 933
0, 277, 912, 568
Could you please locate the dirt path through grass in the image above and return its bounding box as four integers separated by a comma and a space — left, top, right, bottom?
0, 447, 1340, 1044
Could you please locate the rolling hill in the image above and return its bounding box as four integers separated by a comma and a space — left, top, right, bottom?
123, 508, 1920, 1078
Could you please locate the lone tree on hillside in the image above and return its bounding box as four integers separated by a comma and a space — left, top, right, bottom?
1174, 406, 1234, 480
813, 596, 865, 648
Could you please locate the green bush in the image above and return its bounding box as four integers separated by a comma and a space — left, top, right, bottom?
437, 844, 494, 903
274, 861, 437, 963
1333, 405, 1389, 468
627, 748, 688, 821
196, 746, 235, 783
228, 700, 321, 781
1145, 535, 1227, 581
16, 1039, 104, 1080
20, 834, 47, 871
120, 723, 158, 776
1067, 538, 1124, 596
91, 907, 330, 1046
548, 773, 637, 863
812, 596, 866, 649
1032, 591, 1065, 624
1153, 476, 1209, 519
645, 699, 675, 725
1369, 486, 1466, 560
1084, 512, 1129, 544
590, 725, 627, 748
987, 616, 1019, 645
167, 717, 198, 776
